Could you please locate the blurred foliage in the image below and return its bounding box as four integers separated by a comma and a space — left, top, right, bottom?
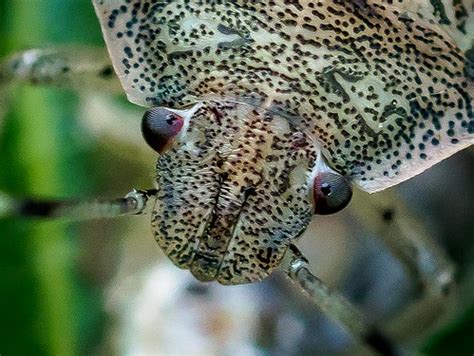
423, 304, 474, 356
0, 1, 104, 355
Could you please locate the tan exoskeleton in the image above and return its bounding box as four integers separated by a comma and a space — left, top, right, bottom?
1, 1, 473, 355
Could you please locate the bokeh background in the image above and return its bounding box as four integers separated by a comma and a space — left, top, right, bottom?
0, 1, 473, 355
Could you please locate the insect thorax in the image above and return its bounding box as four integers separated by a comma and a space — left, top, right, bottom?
96, 0, 473, 193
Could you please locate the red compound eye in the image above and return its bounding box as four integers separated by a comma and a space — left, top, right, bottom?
313, 171, 352, 215
141, 107, 184, 153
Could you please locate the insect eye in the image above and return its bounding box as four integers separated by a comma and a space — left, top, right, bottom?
313, 171, 352, 215
141, 107, 184, 153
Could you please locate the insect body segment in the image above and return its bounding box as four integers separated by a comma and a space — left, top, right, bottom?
151, 102, 317, 284
94, 0, 474, 195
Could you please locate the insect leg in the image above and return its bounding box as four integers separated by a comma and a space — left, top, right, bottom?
0, 47, 122, 93
283, 244, 397, 356
349, 190, 455, 337
0, 189, 157, 221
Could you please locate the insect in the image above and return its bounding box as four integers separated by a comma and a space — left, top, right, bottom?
1, 0, 473, 354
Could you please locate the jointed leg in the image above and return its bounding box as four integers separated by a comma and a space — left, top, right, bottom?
0, 47, 122, 93
0, 47, 147, 155
0, 189, 157, 221
349, 190, 455, 337
0, 46, 124, 134
282, 244, 397, 356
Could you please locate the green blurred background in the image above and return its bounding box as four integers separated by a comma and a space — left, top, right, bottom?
0, 1, 473, 355
1, 1, 99, 355
0, 1, 154, 355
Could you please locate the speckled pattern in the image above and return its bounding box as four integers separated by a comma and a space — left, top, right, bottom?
152, 102, 315, 284
93, 1, 474, 283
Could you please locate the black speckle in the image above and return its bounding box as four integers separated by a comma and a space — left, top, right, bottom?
184, 283, 210, 296
382, 208, 395, 222
99, 65, 114, 78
